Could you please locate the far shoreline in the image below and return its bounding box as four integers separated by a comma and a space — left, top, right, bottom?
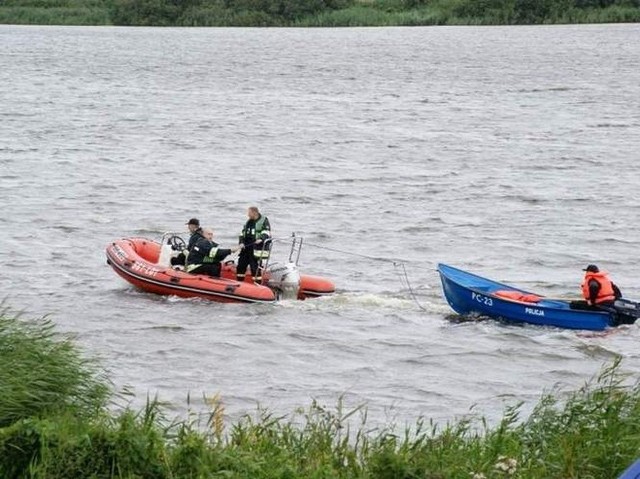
2, 21, 640, 28
1, 1, 639, 29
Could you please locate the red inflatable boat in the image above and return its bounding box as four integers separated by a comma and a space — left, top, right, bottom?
106, 235, 335, 304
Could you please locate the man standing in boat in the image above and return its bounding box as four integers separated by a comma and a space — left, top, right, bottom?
171, 218, 204, 267
237, 206, 271, 284
581, 264, 622, 308
186, 228, 242, 277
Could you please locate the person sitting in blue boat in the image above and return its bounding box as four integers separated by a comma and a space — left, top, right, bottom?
186, 228, 243, 278
581, 264, 622, 308
571, 264, 640, 326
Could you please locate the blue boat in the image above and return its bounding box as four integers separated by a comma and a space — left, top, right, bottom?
619, 459, 640, 479
437, 263, 640, 331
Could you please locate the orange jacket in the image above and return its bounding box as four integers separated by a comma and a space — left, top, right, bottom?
581, 271, 616, 304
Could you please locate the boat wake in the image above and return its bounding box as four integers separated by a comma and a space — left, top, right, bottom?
320, 291, 448, 314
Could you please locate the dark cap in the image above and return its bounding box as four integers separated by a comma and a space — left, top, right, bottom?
583, 264, 599, 273
186, 218, 200, 226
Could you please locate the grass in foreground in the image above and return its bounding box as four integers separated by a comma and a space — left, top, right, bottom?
1, 309, 639, 478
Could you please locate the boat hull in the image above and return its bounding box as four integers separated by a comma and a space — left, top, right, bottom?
107, 238, 276, 303
298, 275, 336, 299
106, 237, 336, 303
437, 263, 613, 331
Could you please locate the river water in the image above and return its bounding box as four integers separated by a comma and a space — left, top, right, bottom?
1, 24, 640, 426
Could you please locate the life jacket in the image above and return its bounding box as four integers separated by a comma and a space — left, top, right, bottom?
494, 290, 542, 303
581, 271, 616, 304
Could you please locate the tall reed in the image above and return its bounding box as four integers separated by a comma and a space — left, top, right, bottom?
0, 309, 110, 427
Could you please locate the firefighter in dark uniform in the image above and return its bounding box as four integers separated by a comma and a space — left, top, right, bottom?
171, 218, 205, 267
186, 228, 242, 277
186, 218, 205, 251
237, 206, 271, 284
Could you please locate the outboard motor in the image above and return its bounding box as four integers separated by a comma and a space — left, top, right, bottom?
613, 299, 640, 326
265, 262, 301, 300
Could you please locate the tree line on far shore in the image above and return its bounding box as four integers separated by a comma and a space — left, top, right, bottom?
0, 0, 639, 26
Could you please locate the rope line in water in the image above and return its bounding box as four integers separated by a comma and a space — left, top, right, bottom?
302, 241, 401, 264
303, 241, 429, 312
395, 262, 429, 312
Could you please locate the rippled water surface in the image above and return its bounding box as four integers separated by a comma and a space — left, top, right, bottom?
2, 24, 640, 425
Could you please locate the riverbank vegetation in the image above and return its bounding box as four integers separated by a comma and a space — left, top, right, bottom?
1, 310, 640, 478
1, 0, 639, 26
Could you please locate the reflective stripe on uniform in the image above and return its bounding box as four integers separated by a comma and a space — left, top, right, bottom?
201, 247, 219, 263
186, 264, 201, 272
254, 250, 270, 259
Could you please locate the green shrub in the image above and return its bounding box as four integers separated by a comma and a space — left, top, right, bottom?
110, 0, 180, 25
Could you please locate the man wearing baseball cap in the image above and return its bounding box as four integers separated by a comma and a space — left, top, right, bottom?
171, 218, 204, 267
185, 218, 203, 250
